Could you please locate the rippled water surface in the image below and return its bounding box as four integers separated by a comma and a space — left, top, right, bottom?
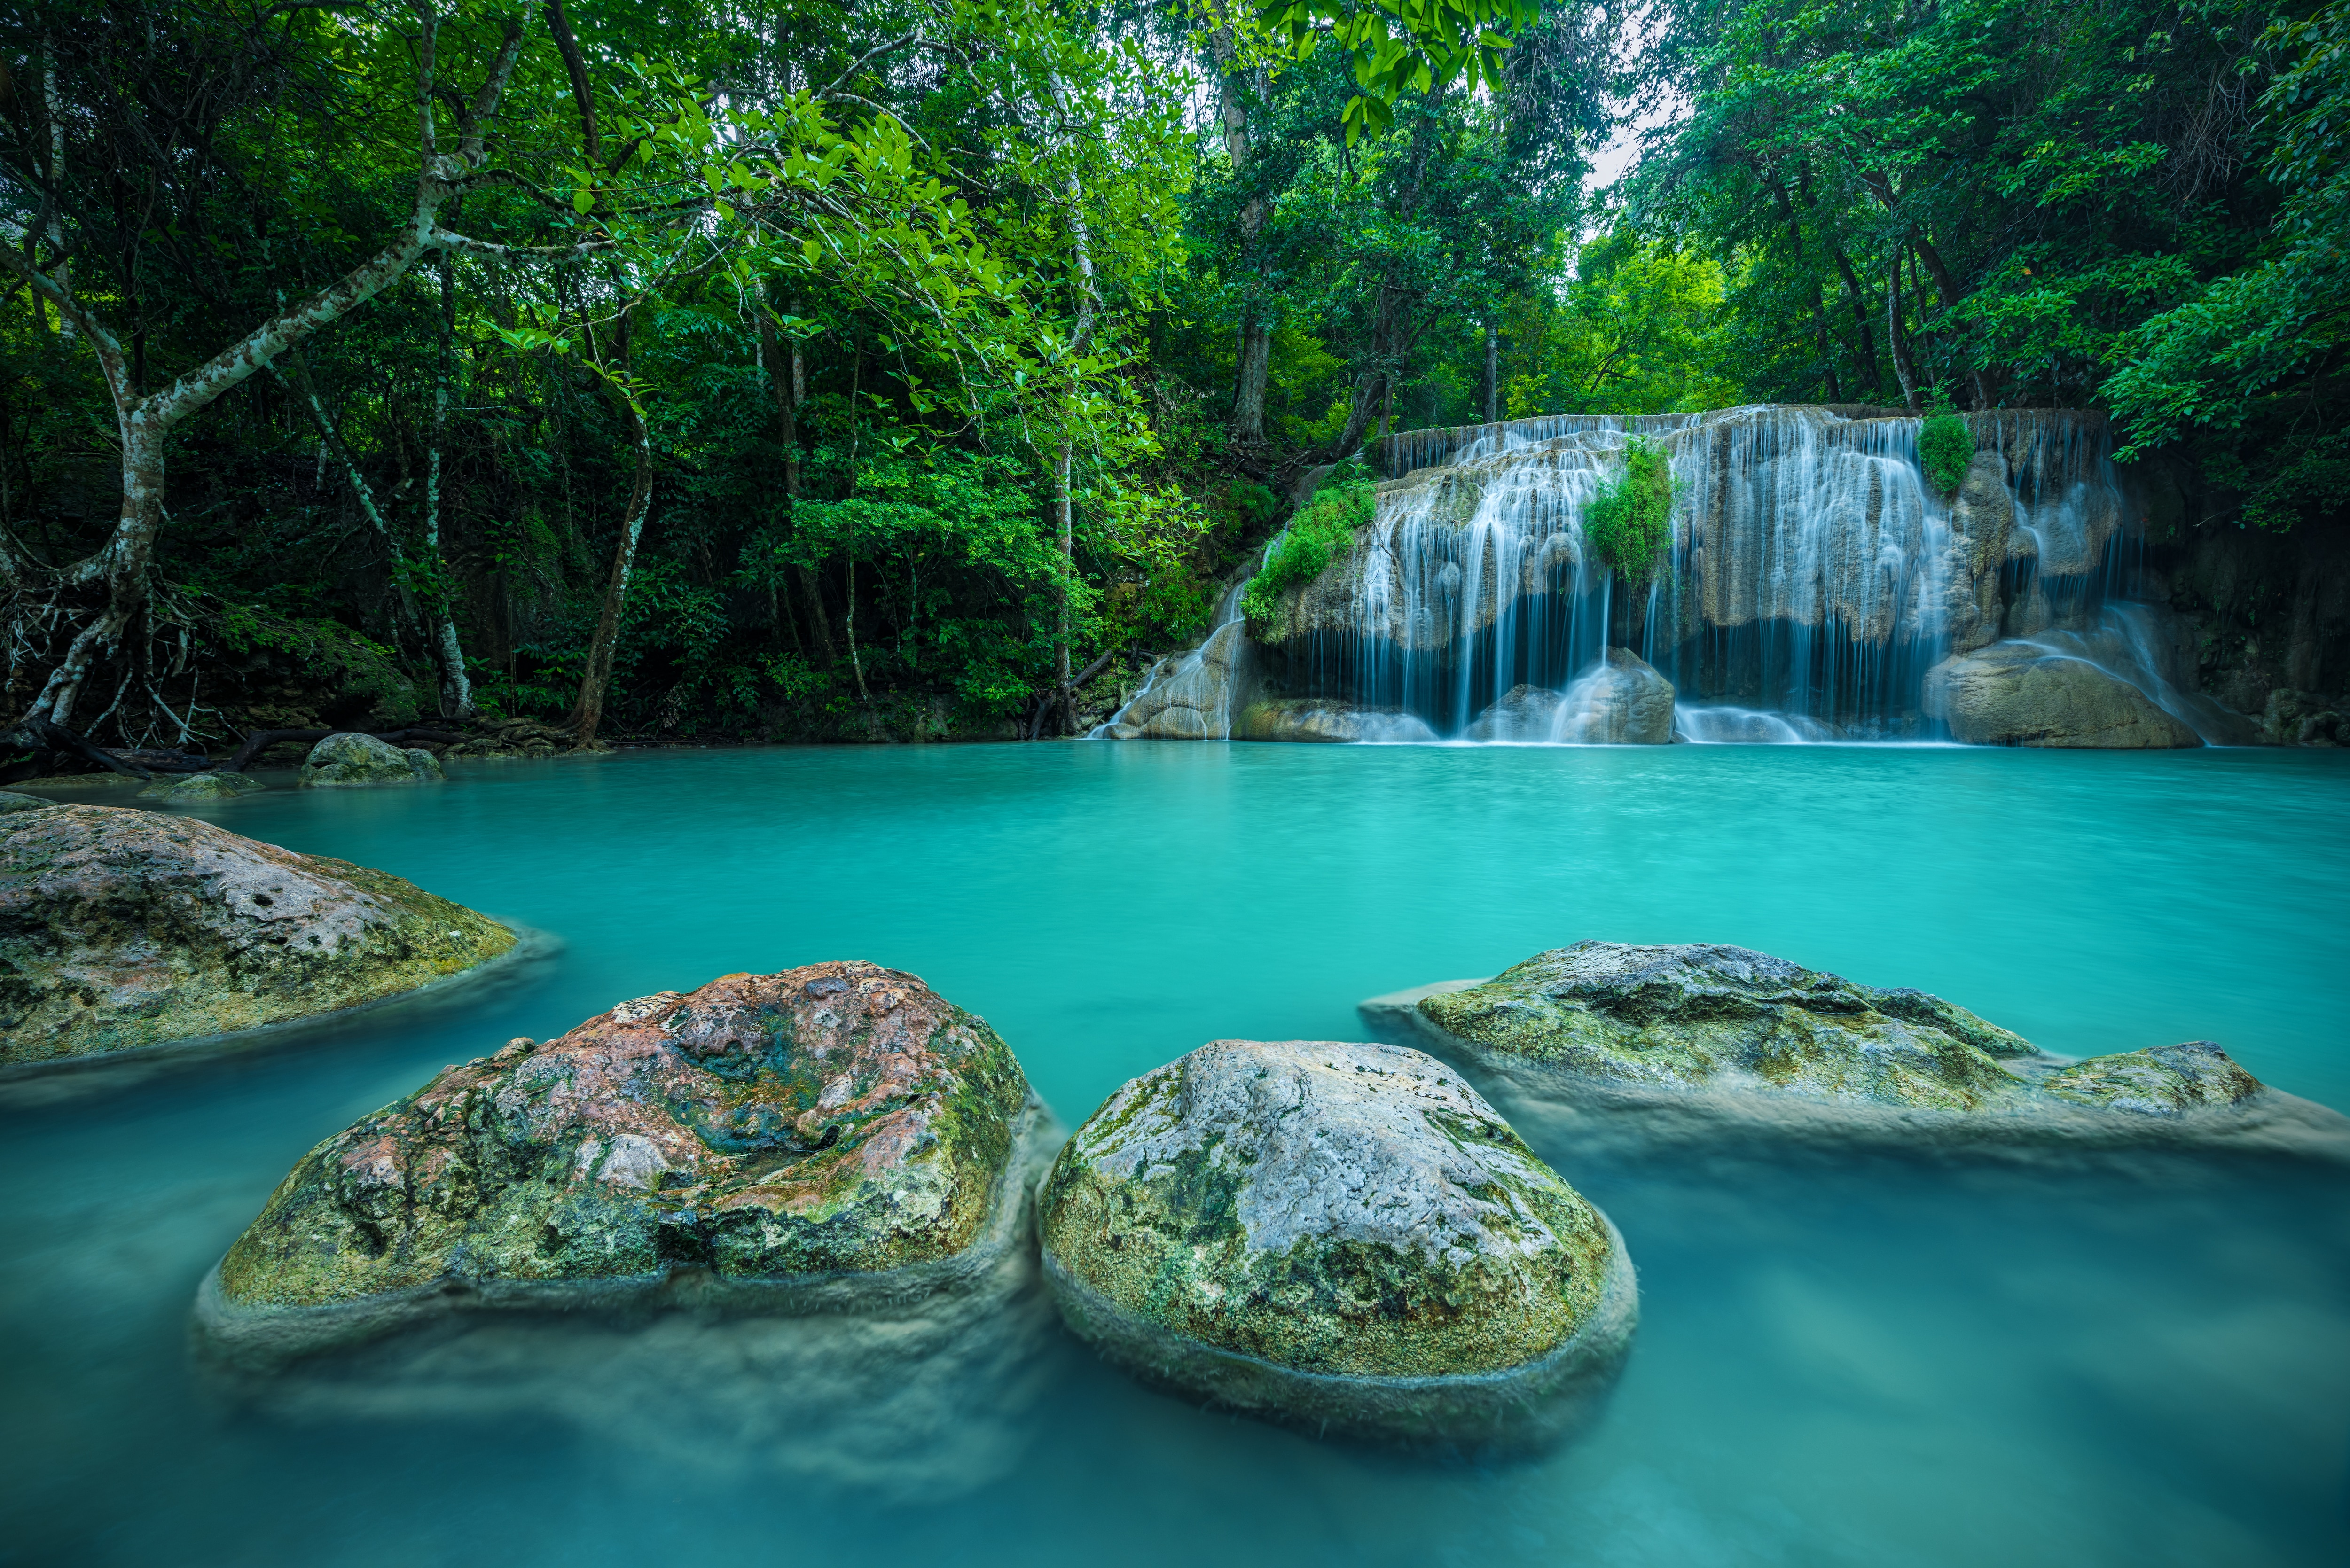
5, 743, 2348, 1567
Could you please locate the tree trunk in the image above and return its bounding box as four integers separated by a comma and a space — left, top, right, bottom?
565, 396, 651, 745
1208, 17, 1272, 446
1887, 251, 1919, 410
1484, 321, 1500, 423
425, 252, 473, 716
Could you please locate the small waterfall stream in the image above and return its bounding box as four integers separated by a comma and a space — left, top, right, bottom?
1102, 405, 2225, 744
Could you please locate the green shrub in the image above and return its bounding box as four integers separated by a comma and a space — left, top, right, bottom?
1919, 405, 1975, 497
1241, 466, 1376, 622
1583, 436, 1677, 583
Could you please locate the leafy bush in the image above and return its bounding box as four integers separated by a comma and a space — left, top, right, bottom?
1582, 437, 1677, 582
1919, 406, 1975, 498
1241, 466, 1376, 622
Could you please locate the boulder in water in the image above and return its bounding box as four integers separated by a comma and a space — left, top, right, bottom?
1924, 641, 2200, 748
201, 962, 1050, 1362
1104, 622, 1253, 740
0, 805, 514, 1068
1036, 1037, 1636, 1447
1363, 942, 2350, 1156
1233, 699, 1436, 743
1464, 650, 1675, 744
0, 791, 55, 815
139, 771, 266, 801
298, 732, 446, 786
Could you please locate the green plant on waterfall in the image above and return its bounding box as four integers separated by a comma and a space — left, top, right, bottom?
1919, 398, 1976, 498
1241, 466, 1378, 623
1583, 437, 1676, 584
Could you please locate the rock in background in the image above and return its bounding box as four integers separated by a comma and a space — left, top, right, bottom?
0, 805, 513, 1066
297, 732, 444, 787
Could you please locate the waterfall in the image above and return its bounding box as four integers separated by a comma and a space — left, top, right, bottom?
1100, 405, 2214, 745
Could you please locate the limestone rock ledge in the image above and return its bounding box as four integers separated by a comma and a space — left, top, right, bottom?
0, 805, 514, 1067
1036, 1038, 1636, 1447
1924, 640, 2201, 748
1362, 942, 2350, 1158
199, 962, 1052, 1366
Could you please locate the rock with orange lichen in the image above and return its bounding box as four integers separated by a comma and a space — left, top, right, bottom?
201, 963, 1047, 1357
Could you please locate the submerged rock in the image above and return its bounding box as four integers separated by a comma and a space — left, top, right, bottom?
139, 771, 266, 801
0, 805, 514, 1067
298, 732, 445, 787
1363, 942, 2350, 1156
202, 962, 1050, 1362
0, 791, 55, 815
1036, 1038, 1636, 1447
1924, 640, 2200, 748
1232, 698, 1437, 743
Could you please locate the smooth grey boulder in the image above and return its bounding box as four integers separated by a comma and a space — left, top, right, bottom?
1108, 622, 1254, 740
1923, 640, 2200, 748
1363, 942, 2350, 1158
139, 771, 266, 801
1464, 650, 1675, 744
298, 733, 445, 787
1232, 699, 1437, 743
1036, 1037, 1636, 1447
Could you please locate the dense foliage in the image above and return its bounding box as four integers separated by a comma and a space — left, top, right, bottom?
1241, 464, 1376, 621
0, 0, 2340, 756
1919, 407, 1975, 498
1582, 436, 1674, 581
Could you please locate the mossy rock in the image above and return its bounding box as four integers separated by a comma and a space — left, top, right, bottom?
201, 963, 1050, 1364
0, 791, 55, 815
298, 733, 443, 787
1363, 942, 2350, 1158
0, 805, 514, 1067
1037, 1038, 1636, 1447
139, 771, 266, 801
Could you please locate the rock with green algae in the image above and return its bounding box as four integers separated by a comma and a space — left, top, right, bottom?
0, 804, 514, 1068
298, 732, 443, 787
1036, 1037, 1636, 1448
199, 962, 1053, 1365
1362, 942, 2350, 1157
139, 771, 266, 801
0, 791, 54, 815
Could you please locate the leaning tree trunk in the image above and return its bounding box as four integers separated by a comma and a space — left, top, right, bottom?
566, 395, 652, 746
424, 251, 474, 716
1484, 321, 1500, 424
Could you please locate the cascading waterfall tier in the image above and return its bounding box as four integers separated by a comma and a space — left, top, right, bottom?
1102, 405, 2224, 745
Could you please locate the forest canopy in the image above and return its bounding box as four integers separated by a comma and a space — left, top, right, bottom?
1, 0, 2341, 756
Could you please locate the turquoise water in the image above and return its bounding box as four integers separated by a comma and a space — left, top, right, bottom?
4, 743, 2348, 1566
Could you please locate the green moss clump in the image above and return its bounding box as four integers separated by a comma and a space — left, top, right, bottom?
1239, 465, 1375, 622
1919, 405, 1975, 497
1582, 436, 1676, 583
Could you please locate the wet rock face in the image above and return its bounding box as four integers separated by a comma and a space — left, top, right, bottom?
1924, 641, 2201, 748
0, 805, 514, 1065
139, 771, 266, 801
219, 963, 1034, 1310
298, 733, 445, 787
1108, 622, 1255, 740
1416, 942, 2040, 1111
1037, 1038, 1629, 1428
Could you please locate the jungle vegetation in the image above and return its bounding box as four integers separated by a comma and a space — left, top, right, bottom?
0, 0, 2340, 755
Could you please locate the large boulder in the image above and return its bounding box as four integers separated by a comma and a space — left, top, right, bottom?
0, 805, 514, 1067
1036, 1038, 1636, 1447
0, 791, 54, 815
298, 732, 445, 787
1363, 942, 2350, 1156
201, 962, 1050, 1363
1232, 698, 1437, 743
1103, 621, 1255, 740
1923, 640, 2201, 748
1464, 650, 1676, 744
139, 771, 266, 801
